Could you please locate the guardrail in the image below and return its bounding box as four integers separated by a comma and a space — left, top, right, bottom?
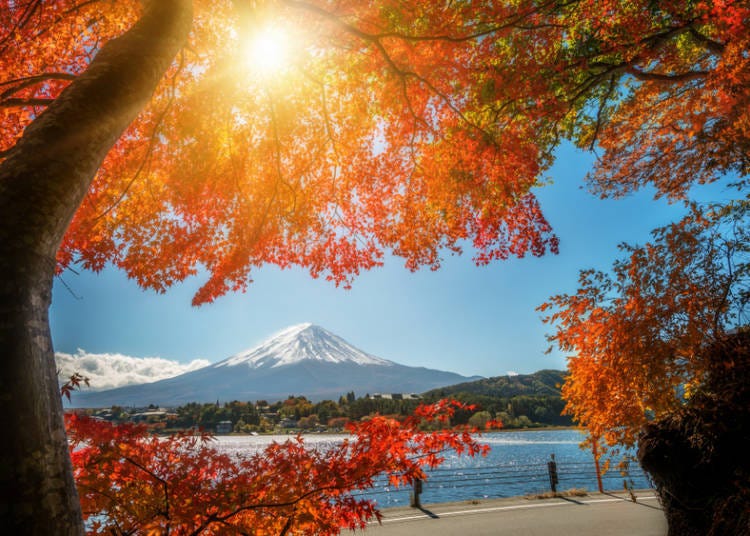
351, 455, 652, 507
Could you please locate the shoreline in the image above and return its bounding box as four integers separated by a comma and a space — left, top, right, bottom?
372, 488, 659, 516
209, 425, 580, 437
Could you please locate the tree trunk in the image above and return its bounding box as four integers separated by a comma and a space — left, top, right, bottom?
638, 333, 750, 536
0, 2, 192, 533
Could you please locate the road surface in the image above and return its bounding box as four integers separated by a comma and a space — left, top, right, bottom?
358, 491, 667, 535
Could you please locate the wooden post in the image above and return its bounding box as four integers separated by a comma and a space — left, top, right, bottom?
410, 478, 423, 508
592, 439, 604, 493
547, 454, 558, 493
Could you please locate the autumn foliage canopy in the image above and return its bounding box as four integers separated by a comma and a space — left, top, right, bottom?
1, 0, 566, 306
533, 0, 750, 449
2, 1, 565, 533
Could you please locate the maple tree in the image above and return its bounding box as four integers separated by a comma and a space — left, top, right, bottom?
541, 202, 750, 447
523, 0, 750, 449
541, 201, 750, 534
1, 1, 560, 533
67, 400, 491, 535
523, 1, 750, 532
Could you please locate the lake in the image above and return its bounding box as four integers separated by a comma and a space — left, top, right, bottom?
212, 429, 652, 507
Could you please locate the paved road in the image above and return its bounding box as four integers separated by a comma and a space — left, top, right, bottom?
358, 491, 667, 536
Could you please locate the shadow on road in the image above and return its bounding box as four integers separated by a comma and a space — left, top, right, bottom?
558, 496, 587, 506
603, 492, 663, 511
417, 507, 440, 519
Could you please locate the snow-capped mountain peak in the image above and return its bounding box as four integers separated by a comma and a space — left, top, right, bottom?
67, 324, 485, 407
215, 323, 393, 369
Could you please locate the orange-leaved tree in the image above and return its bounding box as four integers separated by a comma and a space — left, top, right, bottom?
541, 202, 750, 449
0, 1, 560, 533
518, 0, 750, 531
419, 0, 750, 452
455, 0, 750, 444
514, 0, 750, 450
541, 201, 750, 535
68, 400, 491, 535
489, 0, 750, 201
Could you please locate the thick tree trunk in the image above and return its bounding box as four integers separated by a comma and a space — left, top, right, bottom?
0, 2, 192, 533
638, 333, 750, 536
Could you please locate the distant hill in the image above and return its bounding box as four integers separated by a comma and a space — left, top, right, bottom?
422, 369, 567, 398
420, 369, 571, 427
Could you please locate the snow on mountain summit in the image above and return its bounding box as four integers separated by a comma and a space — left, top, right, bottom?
215, 323, 394, 369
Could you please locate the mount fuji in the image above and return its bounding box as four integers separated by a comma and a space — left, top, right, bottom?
68, 323, 483, 407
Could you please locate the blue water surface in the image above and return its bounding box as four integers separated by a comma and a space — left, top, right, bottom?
358, 429, 651, 507
214, 429, 652, 508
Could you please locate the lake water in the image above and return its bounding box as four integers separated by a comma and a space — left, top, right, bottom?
213, 429, 652, 507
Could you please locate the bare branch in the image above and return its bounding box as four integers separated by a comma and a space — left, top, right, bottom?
625, 66, 709, 83
0, 72, 76, 97
0, 97, 54, 107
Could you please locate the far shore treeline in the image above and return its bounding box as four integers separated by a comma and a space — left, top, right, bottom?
69, 370, 572, 433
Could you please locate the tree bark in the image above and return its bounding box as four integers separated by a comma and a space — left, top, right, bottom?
638, 333, 750, 536
0, 1, 193, 533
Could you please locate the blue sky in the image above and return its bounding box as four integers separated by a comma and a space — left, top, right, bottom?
50, 143, 718, 380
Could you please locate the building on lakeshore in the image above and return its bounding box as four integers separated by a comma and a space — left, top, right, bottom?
215, 421, 233, 434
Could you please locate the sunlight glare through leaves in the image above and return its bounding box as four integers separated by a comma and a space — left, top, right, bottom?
243, 25, 290, 78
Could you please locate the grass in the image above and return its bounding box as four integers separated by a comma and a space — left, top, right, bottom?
525, 488, 589, 500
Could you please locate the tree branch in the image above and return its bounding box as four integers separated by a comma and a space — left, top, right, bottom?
279, 0, 554, 144
282, 0, 567, 43
0, 72, 77, 98
0, 0, 42, 51
688, 27, 726, 54
588, 74, 617, 150
625, 66, 709, 83
122, 456, 170, 522
0, 97, 55, 107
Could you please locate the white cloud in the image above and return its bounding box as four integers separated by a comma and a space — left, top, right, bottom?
56, 350, 211, 391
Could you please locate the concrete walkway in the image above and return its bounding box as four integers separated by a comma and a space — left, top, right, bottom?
358, 490, 667, 535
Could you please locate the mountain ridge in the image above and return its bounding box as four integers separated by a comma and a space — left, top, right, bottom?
422, 369, 567, 398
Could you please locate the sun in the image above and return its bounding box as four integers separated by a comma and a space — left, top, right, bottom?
242, 26, 291, 78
